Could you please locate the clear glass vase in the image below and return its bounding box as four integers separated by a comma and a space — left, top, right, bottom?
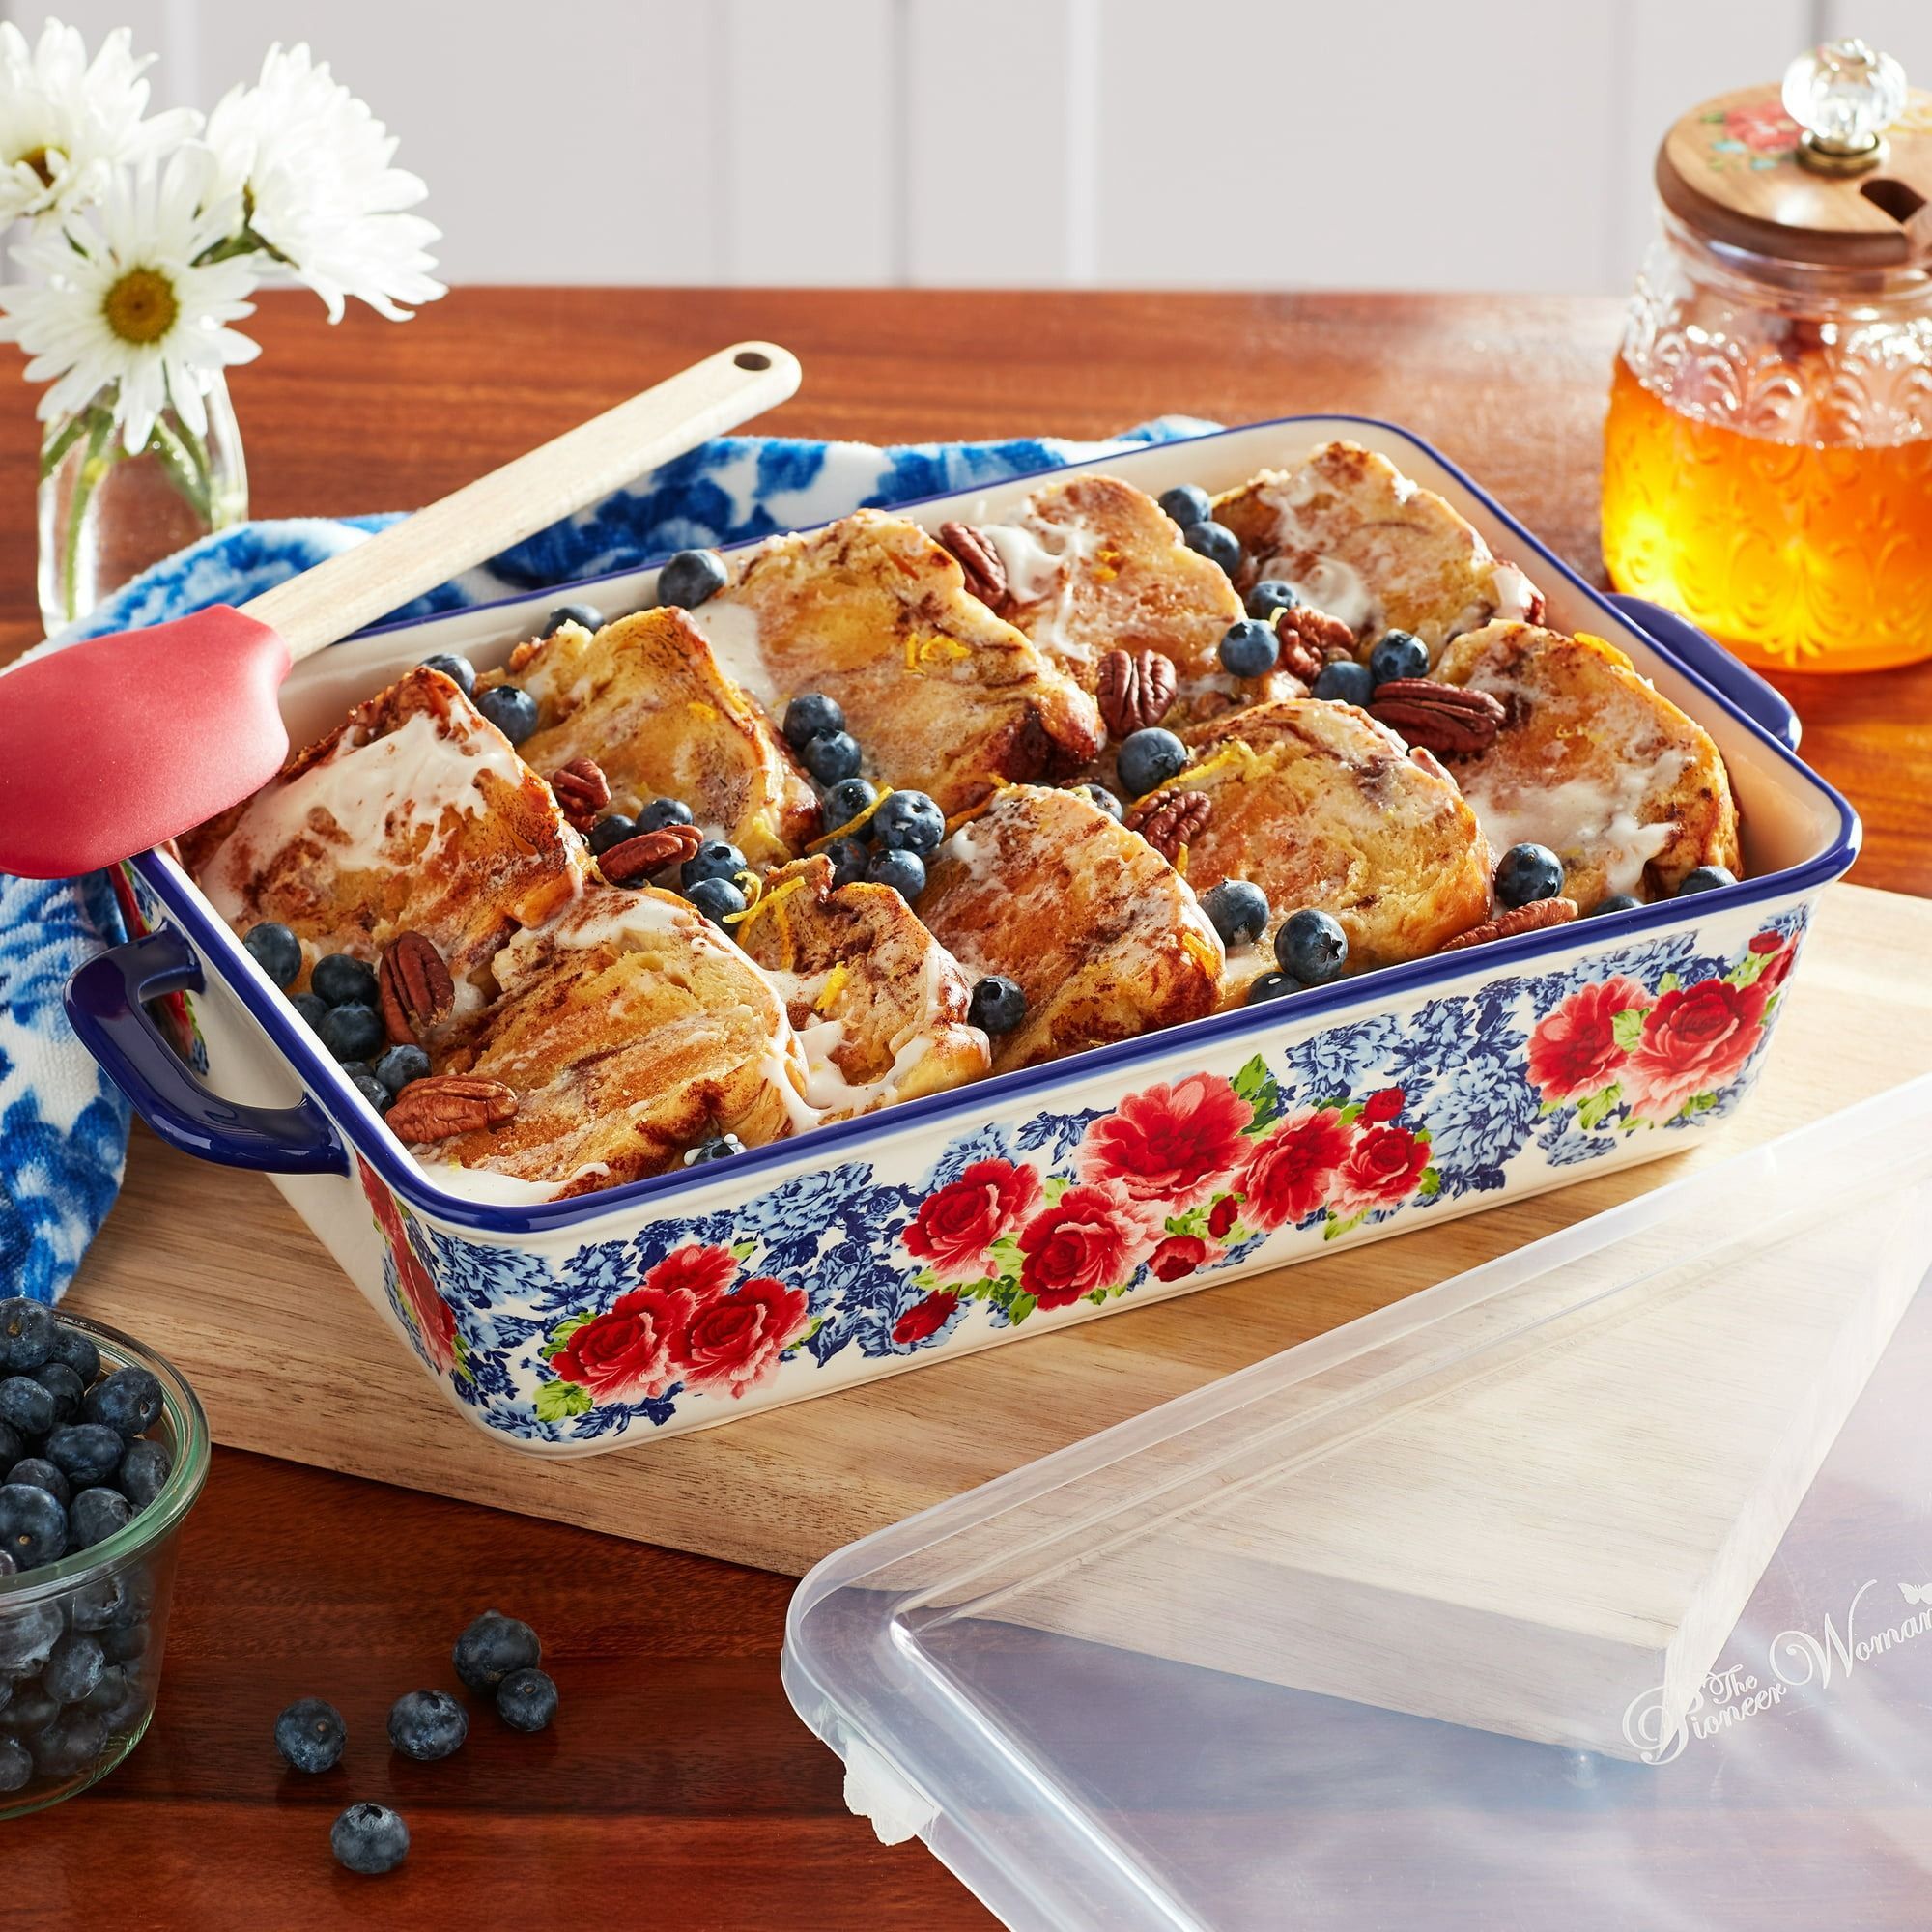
36, 373, 248, 634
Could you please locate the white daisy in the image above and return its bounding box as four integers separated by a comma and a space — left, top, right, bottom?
0, 18, 199, 226
204, 43, 443, 324
0, 144, 260, 454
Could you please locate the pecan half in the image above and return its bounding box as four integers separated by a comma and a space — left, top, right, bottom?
1278, 603, 1356, 680
378, 931, 456, 1045
597, 822, 703, 884
551, 756, 611, 833
937, 522, 1009, 613
1124, 788, 1211, 865
386, 1075, 519, 1142
1438, 897, 1578, 952
1369, 679, 1506, 755
1096, 647, 1179, 737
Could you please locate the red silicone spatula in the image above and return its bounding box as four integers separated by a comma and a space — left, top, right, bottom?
0, 340, 801, 879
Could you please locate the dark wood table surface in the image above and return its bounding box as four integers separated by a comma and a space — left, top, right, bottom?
3, 289, 1928, 1930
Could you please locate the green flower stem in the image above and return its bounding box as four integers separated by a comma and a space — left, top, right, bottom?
37, 410, 90, 481
148, 414, 213, 526
59, 406, 117, 625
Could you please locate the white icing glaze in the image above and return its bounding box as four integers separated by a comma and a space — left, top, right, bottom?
759, 1048, 826, 1135
1463, 749, 1690, 897
686, 598, 778, 709
1299, 556, 1375, 636
1489, 561, 1542, 624
790, 1016, 937, 1116
940, 815, 1004, 886
979, 519, 1074, 605
412, 1158, 564, 1205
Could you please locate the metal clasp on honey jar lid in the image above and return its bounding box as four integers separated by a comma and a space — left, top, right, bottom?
1782, 39, 1907, 177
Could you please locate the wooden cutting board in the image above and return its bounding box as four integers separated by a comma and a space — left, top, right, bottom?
64, 881, 1932, 1580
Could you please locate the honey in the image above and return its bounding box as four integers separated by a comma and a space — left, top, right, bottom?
1602, 354, 1932, 673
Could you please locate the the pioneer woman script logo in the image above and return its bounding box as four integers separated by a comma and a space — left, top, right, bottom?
1622, 1578, 1932, 1763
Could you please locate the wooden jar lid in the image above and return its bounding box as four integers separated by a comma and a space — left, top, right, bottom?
1658, 83, 1932, 268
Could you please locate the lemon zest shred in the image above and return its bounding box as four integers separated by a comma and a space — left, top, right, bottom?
724, 869, 810, 929
809, 785, 895, 852
1181, 930, 1221, 978
1174, 841, 1189, 876
942, 789, 1004, 838
1149, 737, 1254, 800
814, 963, 850, 1013
686, 699, 719, 723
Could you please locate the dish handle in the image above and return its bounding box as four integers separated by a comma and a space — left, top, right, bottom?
66, 927, 349, 1176
1605, 594, 1802, 753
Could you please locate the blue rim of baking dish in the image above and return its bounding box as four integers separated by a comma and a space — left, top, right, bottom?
120, 412, 1862, 1235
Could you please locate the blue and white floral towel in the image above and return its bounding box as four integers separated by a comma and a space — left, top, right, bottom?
0, 415, 1216, 1304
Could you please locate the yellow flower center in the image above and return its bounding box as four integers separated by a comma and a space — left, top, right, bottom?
102, 269, 180, 346
17, 146, 55, 188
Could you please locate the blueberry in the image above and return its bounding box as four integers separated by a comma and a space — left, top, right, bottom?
388, 1688, 467, 1762
1275, 908, 1349, 985
0, 1422, 19, 1468
1156, 483, 1212, 529
346, 1066, 390, 1114
801, 729, 862, 785
475, 683, 540, 746
587, 813, 639, 856
30, 1361, 84, 1428
43, 1633, 104, 1708
1181, 519, 1243, 576
1588, 893, 1644, 918
821, 777, 877, 830
0, 1738, 28, 1793
637, 796, 695, 835
1244, 579, 1300, 621
290, 992, 327, 1032
80, 1664, 131, 1716
86, 1366, 164, 1440
1369, 630, 1430, 685
870, 790, 945, 856
46, 1424, 124, 1488
1245, 971, 1299, 1005
70, 1487, 131, 1551
683, 876, 746, 926
683, 1135, 746, 1167
373, 1044, 430, 1096
1218, 618, 1280, 679
1676, 865, 1738, 896
0, 1485, 66, 1570
99, 1621, 150, 1664
657, 548, 728, 611
455, 1610, 548, 1698
681, 840, 747, 890
31, 1709, 107, 1777
0, 1298, 54, 1373
821, 837, 867, 889
967, 975, 1026, 1036
496, 1667, 558, 1734
0, 1376, 55, 1439
417, 651, 476, 696
332, 1802, 411, 1876
1310, 660, 1374, 705
275, 1697, 347, 1774
45, 1323, 99, 1386
866, 848, 926, 901
1116, 727, 1189, 798
0, 1677, 58, 1729
6, 1459, 71, 1510
1494, 841, 1565, 908
1068, 781, 1123, 822
782, 692, 846, 751
242, 921, 302, 989
310, 953, 379, 1008
116, 1439, 171, 1511
318, 1002, 385, 1064
69, 1572, 132, 1632
540, 601, 603, 636
1202, 880, 1270, 947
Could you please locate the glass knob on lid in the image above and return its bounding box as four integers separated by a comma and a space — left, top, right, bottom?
1781, 39, 1907, 173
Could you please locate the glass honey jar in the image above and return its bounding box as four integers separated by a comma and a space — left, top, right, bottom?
1602, 40, 1932, 672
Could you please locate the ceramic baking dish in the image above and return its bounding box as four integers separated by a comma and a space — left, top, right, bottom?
66, 416, 1859, 1455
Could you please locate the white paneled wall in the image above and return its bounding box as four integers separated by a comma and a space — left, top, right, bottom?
17, 0, 1932, 290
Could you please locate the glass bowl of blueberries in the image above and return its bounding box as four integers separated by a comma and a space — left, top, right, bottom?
0, 1300, 209, 1817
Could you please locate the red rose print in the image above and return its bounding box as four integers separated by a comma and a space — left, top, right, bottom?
1017, 1180, 1160, 1310
1330, 1124, 1431, 1217
904, 1159, 1042, 1282
1723, 101, 1800, 154
1621, 977, 1768, 1122
1361, 1087, 1406, 1124
1150, 1235, 1212, 1282
1237, 1108, 1353, 1231
1077, 1073, 1252, 1207
552, 1285, 697, 1403
1755, 940, 1797, 994
642, 1242, 737, 1304
673, 1276, 810, 1399
1748, 930, 1781, 954
892, 1291, 959, 1346
396, 1245, 457, 1374
357, 1156, 405, 1245
1207, 1195, 1239, 1239
1526, 975, 1650, 1102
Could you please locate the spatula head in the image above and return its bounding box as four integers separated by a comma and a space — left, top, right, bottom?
0, 606, 291, 879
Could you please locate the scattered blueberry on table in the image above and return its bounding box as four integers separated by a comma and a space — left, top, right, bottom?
1202, 879, 1270, 947
1494, 842, 1565, 908
541, 602, 604, 636
475, 682, 540, 746
388, 1688, 469, 1762
1181, 518, 1243, 576
453, 1610, 543, 1692
1275, 908, 1350, 986
332, 1802, 411, 1876
1218, 618, 1280, 679
495, 1668, 558, 1734
417, 650, 477, 696
1311, 659, 1374, 706
967, 975, 1026, 1036
1368, 630, 1430, 685
275, 1697, 347, 1774
656, 547, 728, 611
1156, 483, 1212, 529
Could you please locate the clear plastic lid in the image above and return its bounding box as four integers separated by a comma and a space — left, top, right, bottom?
784, 1077, 1932, 1931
